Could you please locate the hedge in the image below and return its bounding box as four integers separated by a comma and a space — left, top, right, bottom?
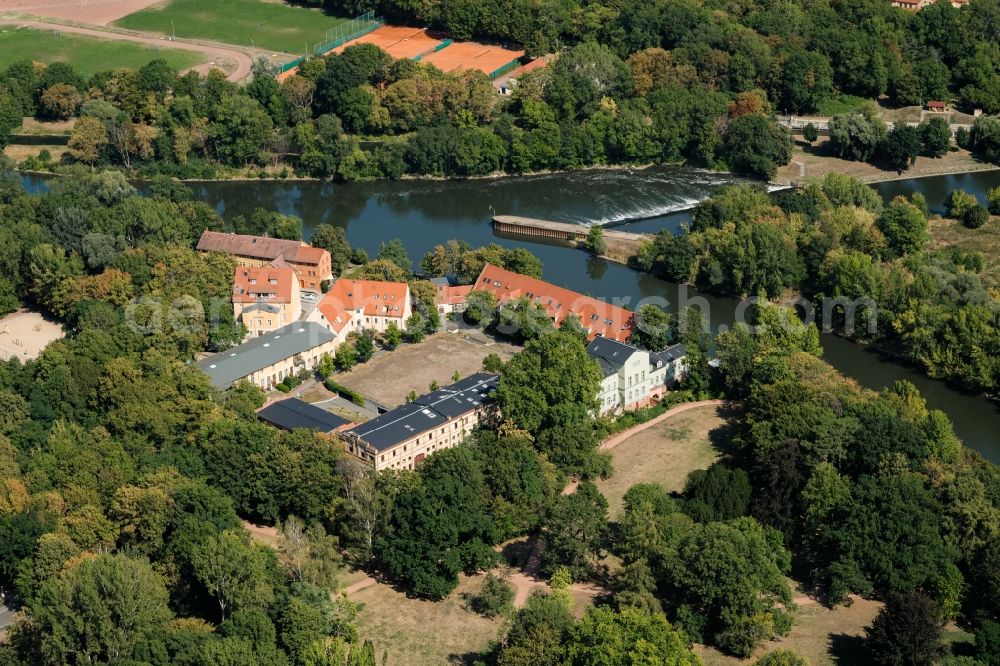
324, 379, 366, 406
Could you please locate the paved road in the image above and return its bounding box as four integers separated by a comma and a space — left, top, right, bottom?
0, 19, 254, 81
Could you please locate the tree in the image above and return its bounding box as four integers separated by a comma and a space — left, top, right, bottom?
988, 186, 1000, 215
355, 332, 374, 363
472, 572, 515, 617
482, 353, 504, 373
663, 517, 793, 655
723, 114, 793, 180
336, 341, 357, 370
464, 290, 498, 327
881, 123, 921, 173
39, 83, 80, 119
310, 224, 352, 275
539, 482, 608, 579
68, 116, 109, 166
374, 447, 498, 598
828, 106, 887, 162
866, 591, 944, 666
30, 553, 172, 665
209, 96, 273, 166
969, 115, 1000, 164
946, 189, 979, 219
192, 529, 276, 621
919, 117, 952, 157
802, 123, 819, 143
584, 226, 607, 255
682, 464, 751, 523
964, 204, 991, 229
877, 197, 928, 256
566, 606, 701, 665
376, 239, 411, 277
342, 467, 392, 559
778, 50, 833, 114
383, 321, 403, 349
631, 304, 673, 351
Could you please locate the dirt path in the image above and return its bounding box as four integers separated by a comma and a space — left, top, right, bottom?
0, 19, 254, 81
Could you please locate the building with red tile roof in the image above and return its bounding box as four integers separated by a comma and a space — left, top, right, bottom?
197, 230, 332, 292
431, 278, 473, 316
473, 264, 634, 342
307, 278, 412, 343
232, 265, 301, 337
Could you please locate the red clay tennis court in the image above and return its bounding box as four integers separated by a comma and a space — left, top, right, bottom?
331, 25, 441, 59
420, 41, 524, 77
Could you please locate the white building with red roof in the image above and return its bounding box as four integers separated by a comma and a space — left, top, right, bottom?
306, 278, 412, 343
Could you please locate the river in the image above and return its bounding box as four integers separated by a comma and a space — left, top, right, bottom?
18, 167, 1000, 462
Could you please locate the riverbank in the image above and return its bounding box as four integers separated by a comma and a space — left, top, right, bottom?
776, 139, 1000, 185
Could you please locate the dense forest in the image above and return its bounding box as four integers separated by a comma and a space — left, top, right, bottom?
2, 0, 999, 182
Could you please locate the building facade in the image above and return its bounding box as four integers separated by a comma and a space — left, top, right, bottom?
307, 278, 411, 339
196, 322, 337, 390
341, 373, 498, 471
587, 336, 686, 415
232, 265, 301, 337
197, 230, 332, 292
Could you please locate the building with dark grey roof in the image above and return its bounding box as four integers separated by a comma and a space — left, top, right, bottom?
342, 373, 498, 471
586, 336, 686, 415
257, 397, 351, 433
196, 321, 337, 390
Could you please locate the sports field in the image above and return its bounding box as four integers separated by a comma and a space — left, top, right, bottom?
0, 27, 201, 76
114, 0, 349, 54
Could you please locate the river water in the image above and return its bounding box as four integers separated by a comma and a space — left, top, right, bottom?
18, 167, 1000, 461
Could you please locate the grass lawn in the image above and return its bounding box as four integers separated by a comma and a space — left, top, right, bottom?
595, 404, 731, 518
815, 93, 870, 116
115, 0, 350, 54
929, 214, 1000, 288
0, 27, 201, 77
352, 574, 505, 666
695, 596, 883, 666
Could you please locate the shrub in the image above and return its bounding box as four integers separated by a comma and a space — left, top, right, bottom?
324, 379, 365, 406
963, 204, 990, 229
471, 572, 514, 618
988, 186, 1000, 215
802, 123, 818, 143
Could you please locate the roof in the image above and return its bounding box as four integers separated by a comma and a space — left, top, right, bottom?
651, 343, 686, 367
586, 336, 642, 371
196, 322, 334, 388
317, 279, 409, 322
346, 373, 497, 451
233, 265, 297, 304
927, 100, 946, 108
258, 397, 350, 432
474, 264, 634, 342
197, 230, 328, 267
436, 284, 473, 306
243, 303, 282, 315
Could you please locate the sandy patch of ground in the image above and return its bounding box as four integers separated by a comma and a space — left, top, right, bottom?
595, 402, 730, 518
2, 0, 167, 26
3, 144, 68, 163
333, 332, 517, 408
776, 139, 998, 185
16, 116, 75, 134
0, 309, 64, 361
